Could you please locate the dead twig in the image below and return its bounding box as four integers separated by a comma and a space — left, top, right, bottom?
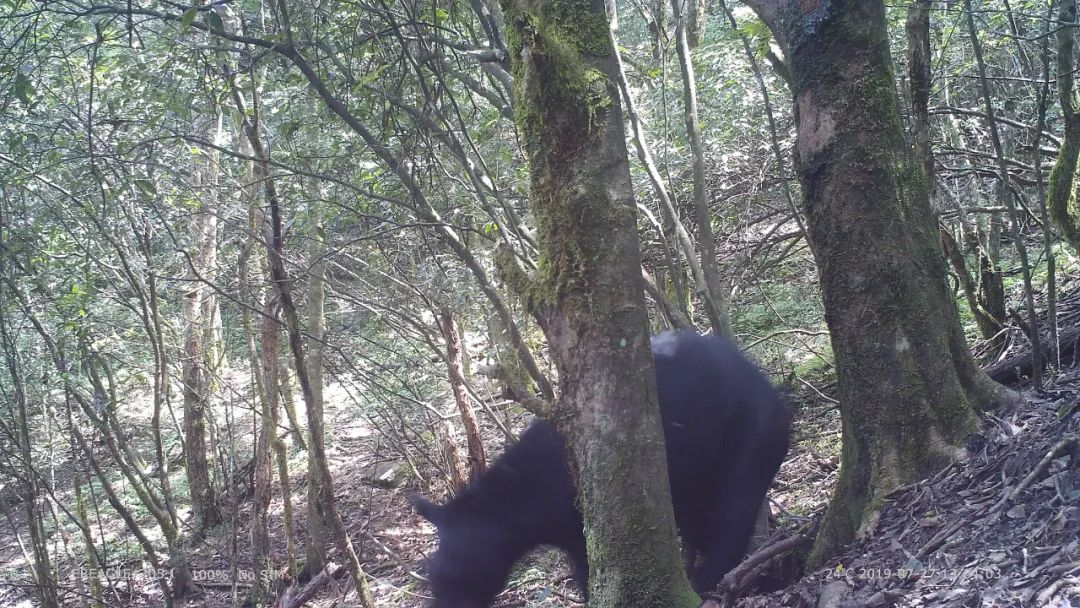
275, 563, 346, 608
919, 436, 1076, 558
707, 531, 813, 607
360, 530, 427, 583
990, 436, 1076, 517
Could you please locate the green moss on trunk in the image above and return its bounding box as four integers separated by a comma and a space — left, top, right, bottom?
500, 0, 700, 603
1049, 0, 1080, 255
1047, 129, 1080, 253
748, 0, 1005, 568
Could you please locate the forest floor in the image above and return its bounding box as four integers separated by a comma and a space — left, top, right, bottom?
177, 376, 845, 608
734, 380, 1080, 608
0, 358, 839, 608
0, 338, 1078, 607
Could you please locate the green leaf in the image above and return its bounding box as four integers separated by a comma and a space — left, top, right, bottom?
1059, 401, 1078, 420
206, 8, 224, 32
13, 72, 34, 106
135, 179, 157, 196
181, 7, 198, 30
357, 63, 392, 86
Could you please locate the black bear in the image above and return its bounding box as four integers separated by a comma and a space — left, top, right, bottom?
412, 331, 791, 608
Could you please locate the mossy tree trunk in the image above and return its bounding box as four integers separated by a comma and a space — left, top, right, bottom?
182, 114, 222, 534
302, 209, 332, 581
908, 0, 1004, 346
744, 0, 1007, 566
1048, 0, 1080, 254
497, 0, 698, 604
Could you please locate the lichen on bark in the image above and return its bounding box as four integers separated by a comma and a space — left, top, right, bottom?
503, 0, 614, 161
746, 0, 1007, 568
499, 0, 700, 603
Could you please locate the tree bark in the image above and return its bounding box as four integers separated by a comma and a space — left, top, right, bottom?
743, 0, 1008, 566
440, 308, 487, 482
685, 0, 705, 49
437, 417, 469, 494
963, 0, 1043, 384
232, 76, 377, 607
498, 0, 698, 604
302, 209, 332, 581
1048, 0, 1080, 254
182, 115, 222, 533
671, 0, 733, 337
251, 293, 280, 607
906, 0, 933, 190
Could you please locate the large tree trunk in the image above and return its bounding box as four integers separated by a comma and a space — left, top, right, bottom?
182, 115, 222, 533
1048, 0, 1080, 254
744, 0, 1007, 566
497, 0, 698, 604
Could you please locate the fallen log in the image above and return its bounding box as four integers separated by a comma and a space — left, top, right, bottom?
276, 563, 345, 608
984, 324, 1080, 385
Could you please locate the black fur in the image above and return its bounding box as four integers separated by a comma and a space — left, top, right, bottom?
414, 331, 792, 607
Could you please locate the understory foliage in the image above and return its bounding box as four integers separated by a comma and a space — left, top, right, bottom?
0, 0, 1073, 605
